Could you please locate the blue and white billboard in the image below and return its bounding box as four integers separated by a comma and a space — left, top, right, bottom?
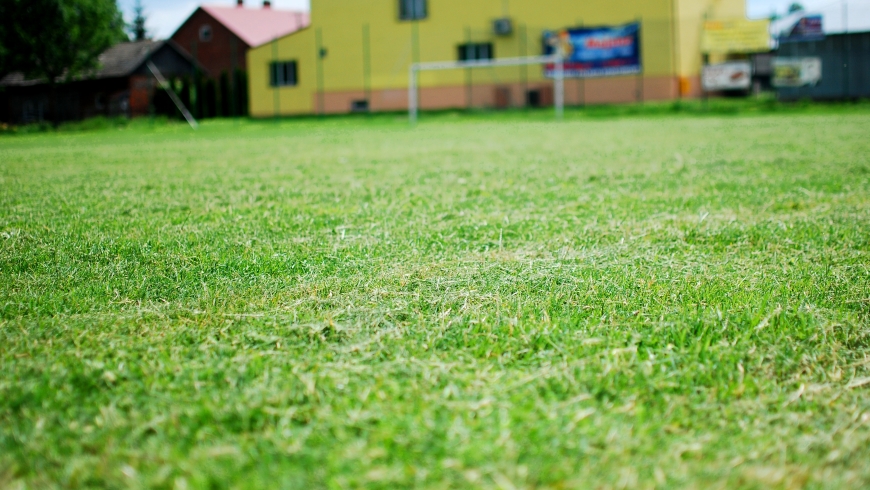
544, 23, 641, 78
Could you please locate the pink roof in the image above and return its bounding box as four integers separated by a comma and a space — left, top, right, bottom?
201, 4, 309, 48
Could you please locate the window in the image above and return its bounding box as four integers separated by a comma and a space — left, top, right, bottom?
270, 61, 298, 87
351, 100, 369, 112
457, 43, 494, 62
199, 24, 212, 42
399, 0, 427, 20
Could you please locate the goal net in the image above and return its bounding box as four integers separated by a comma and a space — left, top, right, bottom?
408, 55, 566, 124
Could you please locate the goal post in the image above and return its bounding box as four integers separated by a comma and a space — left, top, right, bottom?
408, 55, 565, 124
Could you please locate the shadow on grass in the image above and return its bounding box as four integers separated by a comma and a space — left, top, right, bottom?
3, 97, 869, 135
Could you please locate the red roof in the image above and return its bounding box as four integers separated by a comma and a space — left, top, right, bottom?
200, 4, 309, 48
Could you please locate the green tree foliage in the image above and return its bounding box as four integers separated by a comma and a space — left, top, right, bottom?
0, 2, 23, 79
4, 0, 126, 123
788, 3, 805, 13
129, 0, 148, 41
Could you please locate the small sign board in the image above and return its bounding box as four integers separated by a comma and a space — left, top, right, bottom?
702, 19, 771, 53
773, 57, 822, 87
781, 15, 824, 43
702, 61, 752, 91
543, 23, 641, 78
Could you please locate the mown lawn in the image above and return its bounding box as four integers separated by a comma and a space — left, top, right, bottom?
1, 108, 869, 489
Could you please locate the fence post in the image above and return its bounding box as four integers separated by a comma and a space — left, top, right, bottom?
230, 37, 237, 118
409, 65, 418, 125
576, 20, 585, 107
363, 23, 371, 108
843, 0, 850, 99
465, 27, 472, 109
520, 24, 528, 108
412, 21, 420, 111
272, 37, 279, 120
670, 0, 681, 99
316, 27, 325, 115
190, 41, 197, 118
636, 16, 644, 104
555, 55, 565, 120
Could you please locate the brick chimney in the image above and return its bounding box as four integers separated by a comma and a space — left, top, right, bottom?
236, 0, 243, 6
263, 0, 271, 8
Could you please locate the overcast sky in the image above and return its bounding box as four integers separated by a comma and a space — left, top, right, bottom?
124, 0, 870, 40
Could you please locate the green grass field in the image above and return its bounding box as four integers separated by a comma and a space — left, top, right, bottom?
2, 107, 869, 489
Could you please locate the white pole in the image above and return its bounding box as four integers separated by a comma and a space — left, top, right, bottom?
554, 55, 565, 120
409, 64, 418, 125
147, 61, 198, 129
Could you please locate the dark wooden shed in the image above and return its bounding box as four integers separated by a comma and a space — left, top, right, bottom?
0, 40, 199, 124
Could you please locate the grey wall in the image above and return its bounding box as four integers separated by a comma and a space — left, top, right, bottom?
776, 31, 870, 100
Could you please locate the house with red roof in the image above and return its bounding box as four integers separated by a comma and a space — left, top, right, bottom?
170, 0, 309, 79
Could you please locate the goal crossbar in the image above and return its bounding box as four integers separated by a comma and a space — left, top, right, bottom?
409, 55, 565, 124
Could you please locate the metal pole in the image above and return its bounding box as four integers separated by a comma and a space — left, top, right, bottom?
412, 21, 420, 111
316, 27, 325, 115
146, 45, 154, 124
576, 20, 585, 107
843, 0, 850, 99
520, 24, 528, 108
272, 37, 279, 120
409, 65, 418, 125
191, 40, 199, 118
702, 54, 709, 110
636, 17, 644, 104
147, 61, 198, 129
363, 23, 371, 107
701, 13, 708, 110
670, 0, 680, 99
230, 37, 237, 118
555, 55, 564, 120
465, 27, 472, 109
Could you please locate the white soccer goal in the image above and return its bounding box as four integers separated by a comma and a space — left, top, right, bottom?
408, 55, 565, 124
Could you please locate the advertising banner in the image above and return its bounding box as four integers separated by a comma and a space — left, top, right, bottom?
780, 15, 824, 43
701, 19, 771, 53
702, 61, 752, 91
773, 57, 822, 87
543, 23, 641, 78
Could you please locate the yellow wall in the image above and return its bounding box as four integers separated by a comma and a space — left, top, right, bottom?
675, 0, 748, 75
249, 0, 746, 117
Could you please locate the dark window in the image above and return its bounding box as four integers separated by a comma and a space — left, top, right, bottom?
270, 61, 298, 87
399, 0, 427, 20
199, 24, 212, 42
351, 100, 369, 112
457, 43, 494, 62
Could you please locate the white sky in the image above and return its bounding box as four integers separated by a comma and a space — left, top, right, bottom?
124, 0, 869, 40
748, 0, 870, 32
120, 0, 310, 39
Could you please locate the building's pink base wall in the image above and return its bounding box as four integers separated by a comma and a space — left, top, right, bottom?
260, 75, 703, 117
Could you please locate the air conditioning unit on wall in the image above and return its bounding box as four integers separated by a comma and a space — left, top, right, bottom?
493, 18, 513, 36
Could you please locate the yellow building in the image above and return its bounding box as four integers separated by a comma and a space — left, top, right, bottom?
247, 0, 746, 117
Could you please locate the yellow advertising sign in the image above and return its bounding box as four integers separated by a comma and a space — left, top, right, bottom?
702, 19, 771, 53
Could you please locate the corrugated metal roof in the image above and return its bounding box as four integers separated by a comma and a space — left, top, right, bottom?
200, 5, 309, 48
0, 40, 167, 86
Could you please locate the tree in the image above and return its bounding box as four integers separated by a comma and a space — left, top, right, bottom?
129, 0, 148, 41
788, 3, 805, 13
0, 2, 23, 79
8, 0, 126, 125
